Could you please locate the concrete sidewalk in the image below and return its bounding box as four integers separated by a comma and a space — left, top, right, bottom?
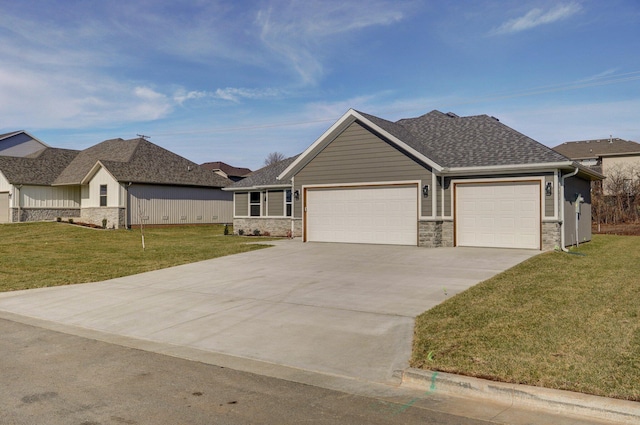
0, 240, 537, 384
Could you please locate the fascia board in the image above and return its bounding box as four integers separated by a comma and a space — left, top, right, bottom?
277, 109, 443, 181
444, 161, 604, 180
223, 184, 290, 192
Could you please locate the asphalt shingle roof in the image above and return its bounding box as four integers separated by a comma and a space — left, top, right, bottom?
200, 161, 252, 178
359, 110, 568, 168
552, 138, 640, 159
0, 148, 79, 185
228, 155, 299, 189
54, 138, 231, 187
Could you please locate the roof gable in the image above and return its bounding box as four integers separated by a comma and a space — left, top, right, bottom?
200, 161, 252, 178
0, 130, 49, 158
227, 155, 299, 190
279, 109, 571, 181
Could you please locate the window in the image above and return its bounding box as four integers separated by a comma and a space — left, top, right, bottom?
250, 191, 261, 216
285, 189, 292, 217
99, 185, 107, 207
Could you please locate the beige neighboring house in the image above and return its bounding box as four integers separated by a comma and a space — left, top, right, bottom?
0, 131, 233, 227
226, 109, 604, 250
553, 137, 640, 176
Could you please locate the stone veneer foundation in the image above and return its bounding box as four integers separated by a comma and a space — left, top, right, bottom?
418, 220, 454, 248
12, 208, 79, 223
233, 218, 302, 237
80, 207, 126, 229
542, 221, 562, 251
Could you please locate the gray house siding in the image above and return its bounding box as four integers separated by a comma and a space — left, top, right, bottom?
294, 121, 433, 217
563, 176, 592, 245
235, 192, 249, 216
544, 174, 554, 217
128, 184, 232, 226
267, 190, 284, 216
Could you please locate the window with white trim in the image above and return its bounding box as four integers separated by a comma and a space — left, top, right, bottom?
285, 189, 292, 217
250, 191, 261, 216
99, 185, 107, 207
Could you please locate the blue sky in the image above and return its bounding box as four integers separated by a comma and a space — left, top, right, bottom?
1, 1, 639, 170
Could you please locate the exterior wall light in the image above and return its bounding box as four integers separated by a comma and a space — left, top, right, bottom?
422, 184, 429, 198
545, 181, 553, 196
294, 189, 300, 200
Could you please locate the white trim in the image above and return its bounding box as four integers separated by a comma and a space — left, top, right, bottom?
445, 162, 603, 180
554, 171, 559, 220
431, 172, 437, 219
278, 109, 443, 181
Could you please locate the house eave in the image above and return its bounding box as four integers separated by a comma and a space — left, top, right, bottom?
442, 161, 604, 180
223, 184, 290, 192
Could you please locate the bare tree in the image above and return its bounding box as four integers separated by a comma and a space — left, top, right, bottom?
264, 151, 286, 166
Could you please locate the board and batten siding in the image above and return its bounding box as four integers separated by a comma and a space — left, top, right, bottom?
0, 133, 46, 157
544, 174, 554, 217
21, 185, 81, 208
128, 184, 232, 225
563, 176, 592, 244
0, 171, 10, 193
85, 167, 121, 207
294, 121, 433, 217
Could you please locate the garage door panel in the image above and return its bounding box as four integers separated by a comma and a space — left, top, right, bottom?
457, 182, 540, 249
307, 186, 417, 246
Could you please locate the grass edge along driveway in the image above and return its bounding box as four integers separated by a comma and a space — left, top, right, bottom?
0, 222, 275, 292
412, 234, 640, 402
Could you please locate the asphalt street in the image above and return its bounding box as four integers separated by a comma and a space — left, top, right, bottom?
1, 317, 492, 425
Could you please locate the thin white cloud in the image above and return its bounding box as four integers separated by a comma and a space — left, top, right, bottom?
491, 2, 582, 35
213, 87, 282, 103
256, 1, 409, 85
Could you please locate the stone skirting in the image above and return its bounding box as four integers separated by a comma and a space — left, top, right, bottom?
81, 207, 126, 229
418, 220, 454, 248
542, 221, 561, 251
233, 217, 302, 237
11, 208, 80, 223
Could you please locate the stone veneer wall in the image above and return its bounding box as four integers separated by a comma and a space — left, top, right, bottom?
12, 208, 80, 223
542, 221, 561, 251
418, 220, 454, 248
81, 207, 126, 229
233, 218, 302, 237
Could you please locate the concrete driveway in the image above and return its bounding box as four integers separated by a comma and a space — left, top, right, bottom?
0, 240, 538, 384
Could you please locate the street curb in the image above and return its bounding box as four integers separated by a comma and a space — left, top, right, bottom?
401, 368, 640, 425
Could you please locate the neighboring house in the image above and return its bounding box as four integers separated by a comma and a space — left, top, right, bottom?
0, 130, 49, 157
0, 134, 233, 227
200, 161, 251, 182
553, 137, 640, 177
227, 109, 603, 250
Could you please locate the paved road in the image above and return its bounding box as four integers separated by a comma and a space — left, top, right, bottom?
0, 318, 491, 425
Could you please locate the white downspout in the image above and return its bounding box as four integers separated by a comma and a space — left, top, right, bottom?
559, 168, 579, 252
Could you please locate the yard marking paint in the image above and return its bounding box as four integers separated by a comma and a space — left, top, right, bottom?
391, 371, 439, 416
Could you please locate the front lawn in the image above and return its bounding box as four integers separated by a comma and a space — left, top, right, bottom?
412, 234, 640, 401
0, 222, 274, 292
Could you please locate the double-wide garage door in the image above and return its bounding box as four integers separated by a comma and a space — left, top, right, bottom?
306, 185, 417, 245
456, 182, 540, 249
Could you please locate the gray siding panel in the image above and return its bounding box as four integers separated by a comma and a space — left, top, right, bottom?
268, 190, 284, 216
128, 184, 233, 225
295, 122, 432, 217
235, 192, 248, 216
563, 177, 592, 245
544, 175, 554, 217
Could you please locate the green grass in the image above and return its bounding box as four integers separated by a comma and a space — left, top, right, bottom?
0, 222, 275, 292
412, 234, 640, 401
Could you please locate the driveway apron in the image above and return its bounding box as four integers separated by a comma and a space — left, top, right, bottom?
0, 240, 538, 384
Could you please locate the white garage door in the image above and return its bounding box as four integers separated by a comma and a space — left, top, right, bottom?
456, 182, 540, 249
306, 185, 417, 245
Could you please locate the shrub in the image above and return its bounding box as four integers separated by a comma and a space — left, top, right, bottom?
56, 217, 61, 222
238, 229, 244, 236
224, 224, 229, 235
253, 229, 261, 236
263, 231, 271, 237
102, 218, 107, 229
68, 218, 74, 224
